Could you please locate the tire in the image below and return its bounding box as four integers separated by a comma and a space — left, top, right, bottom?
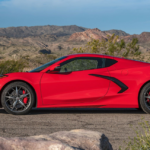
139, 82, 150, 114
136, 108, 142, 110
1, 81, 35, 115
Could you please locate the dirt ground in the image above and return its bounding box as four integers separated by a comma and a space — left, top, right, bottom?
0, 108, 149, 150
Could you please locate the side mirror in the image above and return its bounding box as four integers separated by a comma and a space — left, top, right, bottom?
53, 66, 61, 72
46, 66, 61, 73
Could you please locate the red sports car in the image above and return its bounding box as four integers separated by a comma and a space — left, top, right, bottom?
0, 53, 150, 115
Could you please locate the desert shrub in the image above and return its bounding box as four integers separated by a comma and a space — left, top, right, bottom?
72, 34, 141, 58
58, 44, 63, 50
33, 54, 57, 65
39, 49, 51, 54
119, 118, 150, 150
0, 59, 28, 74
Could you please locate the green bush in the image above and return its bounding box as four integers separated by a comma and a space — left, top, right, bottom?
0, 59, 28, 74
119, 118, 150, 150
72, 34, 141, 59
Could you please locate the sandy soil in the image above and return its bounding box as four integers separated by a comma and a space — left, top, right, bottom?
0, 108, 148, 150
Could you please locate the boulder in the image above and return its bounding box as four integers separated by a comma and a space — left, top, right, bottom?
0, 129, 113, 150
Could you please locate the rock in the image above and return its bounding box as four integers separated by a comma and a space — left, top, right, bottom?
0, 129, 113, 150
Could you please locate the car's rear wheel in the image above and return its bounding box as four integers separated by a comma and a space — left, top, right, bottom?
139, 82, 150, 114
1, 82, 35, 115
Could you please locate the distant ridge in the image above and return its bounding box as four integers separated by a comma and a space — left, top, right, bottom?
122, 32, 150, 43
68, 28, 130, 42
103, 29, 130, 36
0, 25, 131, 38
68, 28, 109, 42
0, 25, 150, 62
0, 25, 88, 38
68, 28, 150, 44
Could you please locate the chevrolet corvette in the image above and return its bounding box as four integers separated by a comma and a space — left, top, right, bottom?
0, 53, 150, 115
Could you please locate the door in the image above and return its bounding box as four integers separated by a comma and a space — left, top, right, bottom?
40, 56, 110, 107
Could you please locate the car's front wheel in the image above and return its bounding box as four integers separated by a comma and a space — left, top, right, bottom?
139, 82, 150, 114
1, 81, 35, 115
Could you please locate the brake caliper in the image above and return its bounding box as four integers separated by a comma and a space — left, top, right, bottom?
147, 92, 150, 103
23, 90, 28, 104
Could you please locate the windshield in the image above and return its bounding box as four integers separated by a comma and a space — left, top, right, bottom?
29, 56, 67, 72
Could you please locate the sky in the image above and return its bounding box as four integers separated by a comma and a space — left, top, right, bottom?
0, 0, 150, 34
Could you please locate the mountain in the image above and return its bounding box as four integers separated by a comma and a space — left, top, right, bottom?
0, 25, 130, 39
103, 29, 130, 36
68, 28, 150, 44
122, 32, 150, 43
68, 28, 130, 42
0, 25, 87, 38
68, 28, 111, 42
0, 25, 150, 65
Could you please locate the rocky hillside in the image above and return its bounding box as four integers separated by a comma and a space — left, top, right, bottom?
0, 25, 150, 65
103, 29, 130, 36
68, 28, 111, 42
68, 28, 131, 42
0, 25, 130, 38
0, 25, 87, 38
122, 32, 150, 43
68, 28, 150, 44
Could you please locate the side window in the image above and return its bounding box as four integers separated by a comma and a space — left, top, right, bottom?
60, 57, 105, 72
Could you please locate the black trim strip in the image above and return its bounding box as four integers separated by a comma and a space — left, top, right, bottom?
89, 74, 128, 93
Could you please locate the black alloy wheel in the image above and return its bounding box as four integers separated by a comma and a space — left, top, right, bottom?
1, 82, 35, 115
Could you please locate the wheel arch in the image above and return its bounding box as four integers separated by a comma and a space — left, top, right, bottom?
138, 80, 150, 108
0, 80, 37, 108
